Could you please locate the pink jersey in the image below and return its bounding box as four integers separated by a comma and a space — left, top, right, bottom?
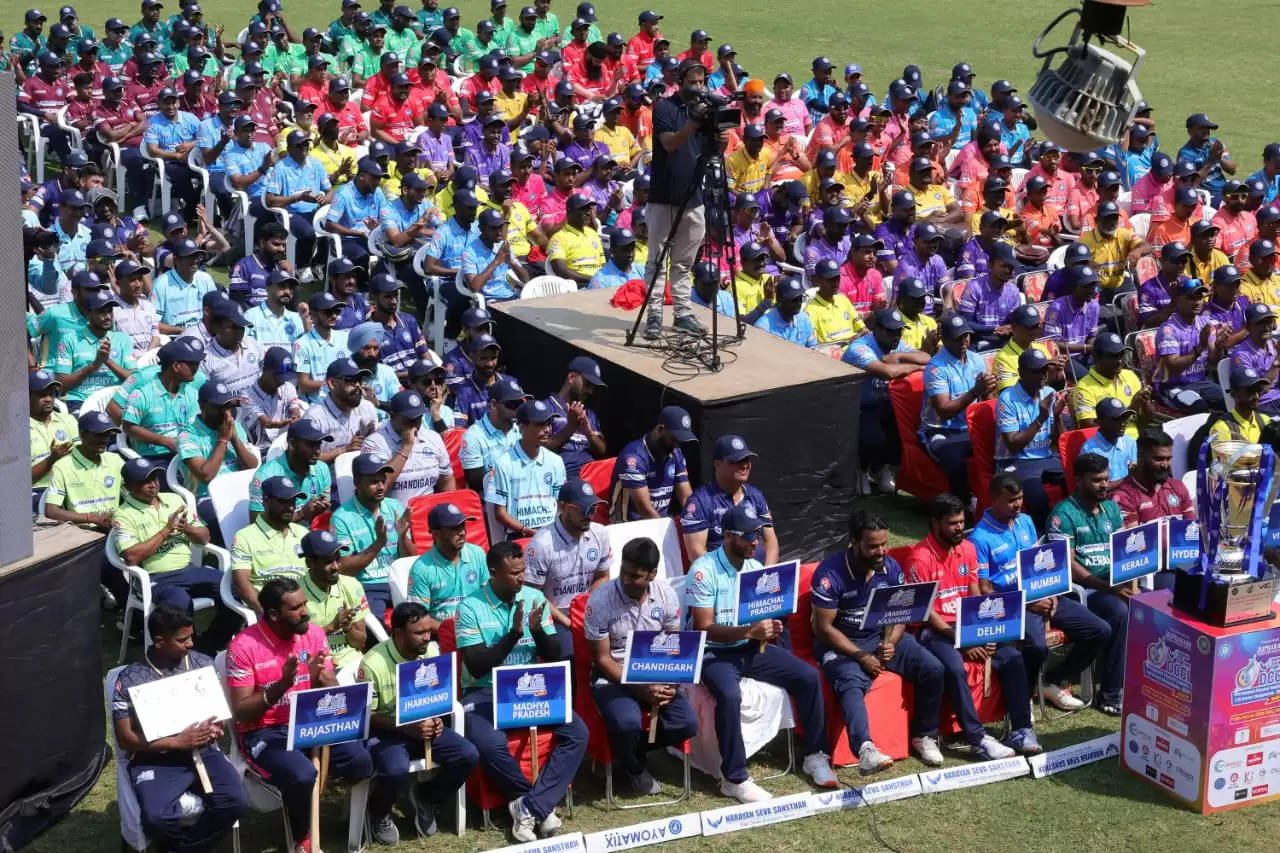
1130, 173, 1171, 219
764, 97, 809, 137
1212, 208, 1257, 258
513, 172, 547, 215
1018, 163, 1075, 209
226, 622, 333, 733
839, 263, 887, 313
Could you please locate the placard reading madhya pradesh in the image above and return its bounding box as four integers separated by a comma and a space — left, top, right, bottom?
493, 662, 572, 729
621, 631, 706, 684
733, 560, 799, 626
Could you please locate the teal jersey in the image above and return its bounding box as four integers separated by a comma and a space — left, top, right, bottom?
177, 417, 252, 497
455, 582, 554, 688
121, 376, 200, 457
47, 328, 137, 403
407, 543, 490, 621
685, 547, 762, 647
1046, 495, 1125, 578
330, 496, 407, 585
248, 453, 333, 513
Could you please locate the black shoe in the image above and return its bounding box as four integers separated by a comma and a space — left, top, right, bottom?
411, 784, 438, 838
627, 770, 662, 796
642, 312, 663, 340
673, 314, 707, 335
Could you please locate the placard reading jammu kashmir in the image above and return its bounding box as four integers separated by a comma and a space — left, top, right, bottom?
858, 581, 938, 630
621, 631, 706, 685
493, 661, 572, 729
286, 682, 372, 750
394, 652, 457, 727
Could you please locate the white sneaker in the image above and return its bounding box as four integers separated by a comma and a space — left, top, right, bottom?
720, 777, 772, 803
858, 741, 894, 775
858, 471, 873, 495
537, 809, 562, 837
974, 734, 1015, 761
910, 736, 944, 767
298, 267, 315, 284
1041, 683, 1086, 711
802, 751, 839, 788
875, 466, 897, 494
507, 796, 537, 843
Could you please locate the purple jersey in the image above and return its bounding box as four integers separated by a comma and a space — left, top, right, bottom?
1203, 295, 1248, 332
415, 128, 456, 172
873, 218, 912, 260
1043, 294, 1100, 345
803, 234, 850, 276
957, 274, 1021, 331
955, 236, 991, 280
1154, 312, 1213, 387
1230, 336, 1280, 405
1044, 267, 1074, 301
463, 141, 511, 178
561, 139, 610, 172
1137, 273, 1183, 326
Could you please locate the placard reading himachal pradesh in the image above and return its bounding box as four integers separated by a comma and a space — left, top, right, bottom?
955, 590, 1026, 648
858, 581, 938, 630
733, 560, 799, 625
394, 652, 457, 727
493, 662, 572, 730
1017, 539, 1071, 602
621, 631, 706, 685
286, 682, 373, 750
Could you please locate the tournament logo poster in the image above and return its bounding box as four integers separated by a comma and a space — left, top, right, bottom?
1125, 598, 1215, 743
1209, 625, 1280, 749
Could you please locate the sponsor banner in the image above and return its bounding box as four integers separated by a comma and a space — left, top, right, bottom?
859, 581, 938, 631
1110, 520, 1163, 586
493, 662, 572, 730
954, 590, 1026, 648
918, 756, 1030, 793
808, 774, 923, 813
503, 831, 587, 853
621, 631, 706, 685
1028, 733, 1121, 778
734, 560, 800, 625
286, 682, 372, 751
394, 652, 456, 727
1017, 539, 1071, 602
582, 813, 703, 853
700, 792, 812, 836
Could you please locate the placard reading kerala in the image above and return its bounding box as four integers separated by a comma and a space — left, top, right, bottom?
955, 590, 1025, 648
733, 560, 799, 625
621, 631, 707, 684
1110, 520, 1163, 585
858, 581, 938, 630
1017, 539, 1071, 602
493, 662, 571, 729
127, 665, 233, 743
394, 652, 457, 727
286, 682, 372, 750
1168, 518, 1201, 571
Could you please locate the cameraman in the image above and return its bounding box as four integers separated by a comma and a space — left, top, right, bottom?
643, 58, 725, 340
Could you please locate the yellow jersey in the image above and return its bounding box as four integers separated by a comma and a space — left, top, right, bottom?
804, 291, 866, 347
1072, 366, 1142, 438
900, 311, 937, 351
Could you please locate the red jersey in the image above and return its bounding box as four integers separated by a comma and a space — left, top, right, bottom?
63, 59, 113, 98
245, 89, 278, 145
1212, 208, 1258, 258
297, 79, 328, 107
561, 40, 587, 70
567, 57, 613, 101
521, 72, 557, 104
180, 90, 217, 120
127, 77, 169, 119
324, 98, 367, 145
459, 74, 501, 112
1017, 164, 1075, 209
360, 71, 396, 111
905, 533, 978, 622
93, 100, 145, 147
675, 48, 712, 71
625, 31, 662, 71
19, 75, 68, 115
1111, 474, 1196, 528
601, 52, 639, 85
370, 91, 424, 142
225, 622, 334, 733
65, 97, 96, 130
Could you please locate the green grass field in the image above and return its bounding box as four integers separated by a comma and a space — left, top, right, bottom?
21, 0, 1280, 849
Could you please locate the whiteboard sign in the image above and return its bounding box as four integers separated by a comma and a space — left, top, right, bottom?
127, 666, 233, 743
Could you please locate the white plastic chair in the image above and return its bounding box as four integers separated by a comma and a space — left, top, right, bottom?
108, 529, 228, 662
188, 147, 214, 220
232, 190, 259, 257
316, 204, 343, 260
209, 468, 258, 546
518, 275, 577, 299
81, 384, 127, 451
264, 431, 289, 461
138, 143, 172, 218
135, 347, 162, 367
603, 518, 684, 582
165, 455, 200, 516
1167, 412, 1212, 480
105, 142, 130, 208
365, 224, 387, 264
1046, 243, 1069, 272
264, 202, 297, 269
1117, 190, 1132, 216
105, 667, 228, 852
388, 555, 415, 607
1218, 357, 1235, 412
335, 450, 359, 506
1130, 212, 1151, 240
54, 106, 85, 153
18, 113, 45, 184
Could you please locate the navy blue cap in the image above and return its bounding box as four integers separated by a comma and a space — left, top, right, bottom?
461, 306, 494, 329
988, 241, 1018, 266
1174, 160, 1199, 179
940, 314, 973, 340
1246, 303, 1275, 325
123, 457, 164, 483
1231, 366, 1269, 390
610, 227, 637, 247
78, 410, 121, 434
212, 298, 252, 327
368, 273, 402, 293
1069, 265, 1101, 288
1213, 264, 1242, 286
1186, 112, 1218, 130
1192, 219, 1220, 239
567, 355, 605, 386
1099, 169, 1123, 188
488, 375, 527, 403
1174, 277, 1209, 295
1009, 304, 1042, 327
288, 418, 333, 442
722, 501, 769, 537
713, 434, 757, 462
1250, 239, 1278, 263
309, 291, 343, 313
468, 331, 501, 353
891, 190, 916, 209
739, 240, 768, 260
1096, 397, 1135, 419
478, 207, 505, 229
658, 405, 696, 442
875, 308, 906, 330
262, 346, 295, 375
327, 356, 372, 379
82, 289, 122, 312
427, 501, 476, 528
198, 381, 238, 406
914, 222, 943, 242
29, 369, 62, 392
262, 475, 306, 501
850, 232, 884, 250
170, 238, 203, 258
897, 277, 927, 299
1097, 200, 1121, 219
517, 398, 555, 424
1065, 241, 1093, 265
1258, 205, 1280, 226
299, 529, 347, 557
158, 337, 205, 365
1018, 347, 1050, 371
454, 188, 480, 208
352, 453, 395, 477
823, 205, 852, 226
813, 258, 840, 279
979, 209, 1009, 230
1024, 175, 1049, 193
115, 259, 147, 279
776, 276, 805, 302
408, 358, 447, 379
388, 389, 428, 418
86, 238, 120, 259
735, 192, 760, 210
567, 193, 595, 210
1174, 186, 1199, 206
558, 478, 604, 511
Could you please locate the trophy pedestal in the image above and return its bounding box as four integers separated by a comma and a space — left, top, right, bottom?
1171, 568, 1278, 628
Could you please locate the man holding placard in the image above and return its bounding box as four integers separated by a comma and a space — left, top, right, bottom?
686, 502, 838, 803
1112, 429, 1195, 589
231, 475, 310, 618
226, 578, 374, 851
455, 541, 587, 843
407, 502, 491, 629
681, 435, 779, 565
1047, 453, 1129, 715
299, 530, 371, 670
525, 478, 613, 660
969, 473, 1109, 712
905, 494, 1027, 759
810, 511, 947, 774
360, 602, 479, 843
585, 537, 699, 796
112, 605, 246, 852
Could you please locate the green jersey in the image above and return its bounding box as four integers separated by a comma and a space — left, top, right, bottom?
112, 364, 209, 411
302, 572, 371, 669
383, 27, 420, 64
407, 543, 490, 621
328, 18, 359, 49
358, 637, 413, 716
47, 328, 136, 403
122, 375, 200, 457
231, 516, 307, 588
1047, 494, 1125, 578
331, 496, 407, 585
503, 27, 540, 70
38, 302, 89, 344
31, 410, 81, 488
46, 449, 124, 519
170, 52, 221, 78
99, 39, 134, 72
113, 492, 200, 575
561, 22, 600, 46
454, 582, 554, 688
531, 13, 559, 41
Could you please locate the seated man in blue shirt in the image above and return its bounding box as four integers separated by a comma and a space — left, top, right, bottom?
325, 156, 389, 267
920, 315, 997, 510
811, 510, 946, 774
143, 87, 203, 218
459, 375, 524, 491
686, 502, 838, 802
969, 472, 1108, 712
690, 261, 736, 317
422, 188, 481, 336
588, 227, 645, 289
995, 348, 1069, 531
263, 129, 335, 282
681, 434, 777, 565
461, 208, 529, 302
753, 275, 817, 347
1081, 397, 1138, 489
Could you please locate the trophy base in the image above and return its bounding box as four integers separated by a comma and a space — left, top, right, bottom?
1171, 568, 1279, 627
